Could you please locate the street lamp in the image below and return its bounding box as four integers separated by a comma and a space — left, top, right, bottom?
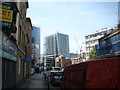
43, 44, 46, 71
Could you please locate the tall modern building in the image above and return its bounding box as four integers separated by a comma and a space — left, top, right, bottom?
85, 28, 115, 60
56, 33, 69, 57
44, 32, 69, 67
32, 26, 40, 67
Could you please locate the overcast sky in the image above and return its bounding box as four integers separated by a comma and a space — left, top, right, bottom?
27, 1, 118, 54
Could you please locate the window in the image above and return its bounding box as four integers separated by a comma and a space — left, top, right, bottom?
86, 47, 89, 51
93, 34, 97, 37
88, 35, 92, 39
97, 33, 100, 36
118, 42, 120, 50
114, 35, 118, 42
118, 34, 120, 41
85, 36, 88, 39
111, 36, 114, 43
95, 40, 98, 43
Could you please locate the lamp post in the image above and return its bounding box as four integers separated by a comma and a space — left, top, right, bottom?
43, 44, 46, 71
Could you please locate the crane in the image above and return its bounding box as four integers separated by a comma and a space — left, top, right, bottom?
74, 36, 83, 62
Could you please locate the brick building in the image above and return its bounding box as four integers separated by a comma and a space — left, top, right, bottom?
55, 56, 71, 68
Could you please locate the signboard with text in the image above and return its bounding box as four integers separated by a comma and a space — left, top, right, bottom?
0, 8, 13, 22
0, 1, 18, 32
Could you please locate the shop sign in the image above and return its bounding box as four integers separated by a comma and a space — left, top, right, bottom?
1, 0, 11, 2
0, 1, 18, 32
0, 8, 13, 23
0, 4, 10, 9
25, 57, 32, 62
41, 63, 44, 66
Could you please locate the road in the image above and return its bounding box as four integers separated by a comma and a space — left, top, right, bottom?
16, 72, 61, 90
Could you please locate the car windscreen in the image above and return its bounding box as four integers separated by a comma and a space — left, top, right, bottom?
53, 68, 61, 71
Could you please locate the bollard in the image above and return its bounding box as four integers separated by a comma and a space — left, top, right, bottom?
47, 76, 49, 90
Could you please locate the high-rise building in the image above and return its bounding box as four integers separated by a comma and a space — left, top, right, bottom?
56, 33, 69, 57
32, 26, 40, 67
44, 32, 69, 67
85, 28, 115, 60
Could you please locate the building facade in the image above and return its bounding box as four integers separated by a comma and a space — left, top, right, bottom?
0, 1, 32, 88
96, 28, 120, 59
85, 28, 115, 60
32, 26, 40, 68
44, 33, 69, 68
0, 1, 18, 89
15, 1, 32, 86
25, 18, 32, 77
69, 53, 79, 64
55, 56, 71, 68
56, 33, 69, 57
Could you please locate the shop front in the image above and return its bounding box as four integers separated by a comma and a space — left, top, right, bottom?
0, 30, 17, 89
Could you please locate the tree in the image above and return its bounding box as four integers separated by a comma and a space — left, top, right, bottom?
89, 47, 97, 60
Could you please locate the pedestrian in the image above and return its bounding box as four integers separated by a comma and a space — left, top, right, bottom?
40, 69, 41, 74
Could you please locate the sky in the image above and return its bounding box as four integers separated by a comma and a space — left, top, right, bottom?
26, 1, 118, 54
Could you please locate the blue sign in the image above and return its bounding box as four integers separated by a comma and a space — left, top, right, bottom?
25, 57, 32, 62
41, 63, 44, 66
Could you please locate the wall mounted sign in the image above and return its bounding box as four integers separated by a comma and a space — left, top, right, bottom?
0, 1, 18, 32
0, 8, 13, 23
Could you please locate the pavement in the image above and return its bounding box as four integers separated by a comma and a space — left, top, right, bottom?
16, 72, 61, 90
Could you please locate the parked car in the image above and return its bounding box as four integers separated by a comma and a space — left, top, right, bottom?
52, 67, 62, 71
44, 67, 63, 82
48, 71, 63, 86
